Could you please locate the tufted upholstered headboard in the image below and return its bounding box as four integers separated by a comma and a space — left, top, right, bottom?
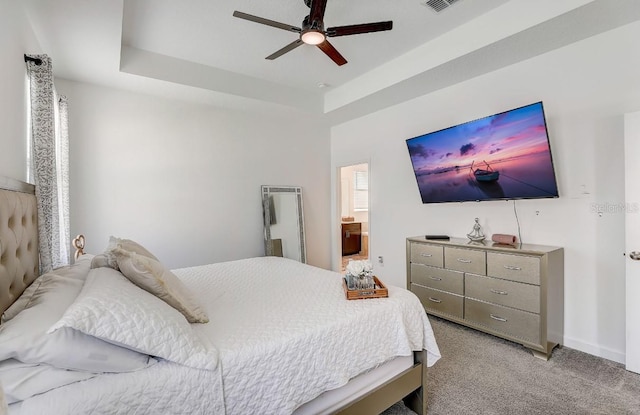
0, 177, 39, 315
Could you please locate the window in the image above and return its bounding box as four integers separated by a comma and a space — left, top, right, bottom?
353, 170, 368, 211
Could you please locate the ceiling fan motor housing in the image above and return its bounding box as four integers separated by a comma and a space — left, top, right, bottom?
302, 15, 324, 31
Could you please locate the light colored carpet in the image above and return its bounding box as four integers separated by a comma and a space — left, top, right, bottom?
381, 316, 640, 414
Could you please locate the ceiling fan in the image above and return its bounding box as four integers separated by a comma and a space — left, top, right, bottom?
233, 0, 393, 66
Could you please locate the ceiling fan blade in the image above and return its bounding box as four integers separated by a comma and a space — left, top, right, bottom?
233, 11, 301, 33
327, 21, 393, 37
309, 0, 328, 25
317, 40, 347, 66
266, 39, 304, 60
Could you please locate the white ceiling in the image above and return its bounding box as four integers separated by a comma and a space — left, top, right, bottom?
21, 0, 640, 124
121, 0, 508, 92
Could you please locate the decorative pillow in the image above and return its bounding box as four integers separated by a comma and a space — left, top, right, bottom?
90, 236, 158, 270
1, 254, 93, 323
0, 359, 96, 405
89, 254, 113, 269
48, 267, 218, 371
112, 247, 209, 324
0, 269, 156, 373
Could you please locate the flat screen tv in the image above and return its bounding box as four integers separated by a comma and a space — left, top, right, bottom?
406, 102, 559, 204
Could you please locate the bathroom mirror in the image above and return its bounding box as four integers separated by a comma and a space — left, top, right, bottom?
261, 185, 306, 263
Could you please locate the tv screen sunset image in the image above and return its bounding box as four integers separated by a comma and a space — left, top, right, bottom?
406, 102, 559, 204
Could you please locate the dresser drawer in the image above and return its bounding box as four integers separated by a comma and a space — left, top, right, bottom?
444, 247, 486, 275
342, 223, 361, 233
465, 273, 540, 313
411, 284, 463, 319
487, 252, 540, 285
411, 264, 464, 295
410, 243, 444, 268
465, 298, 540, 344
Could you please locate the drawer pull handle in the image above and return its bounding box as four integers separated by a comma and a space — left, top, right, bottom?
429, 276, 442, 281
457, 258, 472, 264
503, 265, 522, 271
420, 253, 433, 258
490, 289, 508, 295
490, 314, 508, 322
428, 297, 442, 303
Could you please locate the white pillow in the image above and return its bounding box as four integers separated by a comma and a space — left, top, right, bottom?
0, 269, 156, 373
49, 267, 218, 371
1, 254, 93, 323
113, 247, 209, 323
0, 359, 96, 405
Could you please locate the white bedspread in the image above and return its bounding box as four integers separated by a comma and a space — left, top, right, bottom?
11, 360, 224, 415
9, 257, 440, 415
177, 257, 440, 414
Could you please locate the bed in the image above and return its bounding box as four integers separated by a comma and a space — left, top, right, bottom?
0, 177, 441, 415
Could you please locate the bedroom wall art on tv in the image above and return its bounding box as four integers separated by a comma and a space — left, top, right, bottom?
406, 102, 559, 204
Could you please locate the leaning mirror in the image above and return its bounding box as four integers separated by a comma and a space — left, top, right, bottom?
261, 185, 306, 263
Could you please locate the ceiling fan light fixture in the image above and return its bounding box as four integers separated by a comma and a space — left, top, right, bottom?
301, 30, 325, 45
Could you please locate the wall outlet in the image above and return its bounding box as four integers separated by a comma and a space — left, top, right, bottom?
378, 256, 384, 265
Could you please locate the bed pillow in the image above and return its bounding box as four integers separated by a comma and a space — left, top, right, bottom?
48, 267, 218, 371
50, 253, 94, 280
1, 276, 42, 324
1, 254, 93, 323
0, 378, 7, 411
112, 247, 209, 324
0, 359, 96, 405
90, 236, 158, 270
0, 269, 156, 373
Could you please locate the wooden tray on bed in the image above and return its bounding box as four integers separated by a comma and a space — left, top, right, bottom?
342, 276, 388, 300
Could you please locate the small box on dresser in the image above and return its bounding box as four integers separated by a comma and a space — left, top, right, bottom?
406, 236, 564, 360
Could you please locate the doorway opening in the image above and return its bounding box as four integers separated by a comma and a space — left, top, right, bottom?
339, 163, 369, 273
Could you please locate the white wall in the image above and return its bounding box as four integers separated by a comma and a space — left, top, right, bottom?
57, 79, 331, 269
0, 0, 42, 180
331, 22, 640, 363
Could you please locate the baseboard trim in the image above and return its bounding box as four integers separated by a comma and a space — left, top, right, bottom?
562, 336, 625, 364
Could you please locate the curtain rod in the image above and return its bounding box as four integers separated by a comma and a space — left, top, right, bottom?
24, 54, 43, 65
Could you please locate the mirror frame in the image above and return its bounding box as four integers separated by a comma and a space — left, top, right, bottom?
261, 185, 306, 263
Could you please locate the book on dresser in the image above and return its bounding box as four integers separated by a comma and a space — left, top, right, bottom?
406, 236, 564, 360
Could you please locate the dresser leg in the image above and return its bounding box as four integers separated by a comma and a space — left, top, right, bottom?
531, 349, 550, 361
530, 342, 559, 360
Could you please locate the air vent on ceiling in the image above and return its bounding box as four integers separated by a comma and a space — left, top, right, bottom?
423, 0, 461, 13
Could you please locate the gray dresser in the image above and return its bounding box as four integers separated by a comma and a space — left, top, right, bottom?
406, 236, 564, 359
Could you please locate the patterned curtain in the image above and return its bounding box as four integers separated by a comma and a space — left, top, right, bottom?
25, 54, 70, 272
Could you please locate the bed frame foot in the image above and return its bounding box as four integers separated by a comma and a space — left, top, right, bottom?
404, 350, 427, 415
